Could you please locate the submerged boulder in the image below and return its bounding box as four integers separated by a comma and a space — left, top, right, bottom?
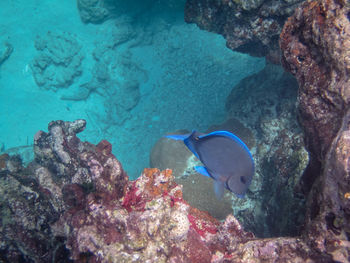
280, 0, 350, 259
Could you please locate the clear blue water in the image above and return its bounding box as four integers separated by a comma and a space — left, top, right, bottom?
0, 0, 265, 179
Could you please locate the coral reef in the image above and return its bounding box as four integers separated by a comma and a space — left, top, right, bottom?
0, 153, 67, 262
2, 0, 350, 260
31, 31, 84, 91
280, 0, 350, 259
280, 0, 350, 193
89, 32, 146, 125
225, 63, 307, 237
184, 0, 304, 60
0, 118, 343, 262
77, 0, 112, 24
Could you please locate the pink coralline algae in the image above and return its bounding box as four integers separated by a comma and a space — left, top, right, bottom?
59, 164, 226, 262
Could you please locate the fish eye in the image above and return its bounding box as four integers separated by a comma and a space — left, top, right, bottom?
240, 176, 246, 184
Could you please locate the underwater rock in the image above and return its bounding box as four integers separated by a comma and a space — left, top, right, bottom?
176, 173, 234, 220
0, 120, 339, 261
280, 0, 350, 259
150, 129, 193, 177
184, 0, 304, 60
280, 0, 350, 193
1, 144, 34, 166
0, 153, 65, 262
225, 63, 307, 237
77, 0, 112, 24
31, 31, 84, 91
90, 39, 147, 125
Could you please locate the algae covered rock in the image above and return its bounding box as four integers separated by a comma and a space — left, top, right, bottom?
31, 31, 84, 91
77, 0, 111, 23
280, 0, 350, 259
0, 119, 336, 261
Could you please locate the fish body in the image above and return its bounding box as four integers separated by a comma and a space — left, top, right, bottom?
165, 130, 254, 198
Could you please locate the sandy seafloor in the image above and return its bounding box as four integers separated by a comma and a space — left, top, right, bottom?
0, 0, 265, 179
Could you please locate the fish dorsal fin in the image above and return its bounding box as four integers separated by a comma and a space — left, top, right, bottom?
183, 130, 201, 159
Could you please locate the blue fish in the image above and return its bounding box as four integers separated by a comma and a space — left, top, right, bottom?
165, 130, 254, 199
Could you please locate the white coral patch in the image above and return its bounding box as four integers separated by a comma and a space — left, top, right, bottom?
169, 210, 190, 241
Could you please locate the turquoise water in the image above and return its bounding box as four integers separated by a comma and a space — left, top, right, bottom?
0, 0, 265, 179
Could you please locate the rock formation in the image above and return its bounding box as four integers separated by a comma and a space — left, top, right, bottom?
0, 120, 332, 262
1, 0, 350, 261
184, 0, 304, 61
280, 0, 350, 259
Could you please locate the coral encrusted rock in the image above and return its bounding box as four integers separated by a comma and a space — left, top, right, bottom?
0, 119, 340, 262
225, 63, 307, 237
280, 0, 350, 260
31, 31, 84, 91
184, 0, 304, 60
77, 0, 112, 23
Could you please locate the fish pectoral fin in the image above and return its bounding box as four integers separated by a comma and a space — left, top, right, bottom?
214, 180, 225, 200
235, 193, 245, 199
164, 133, 191, 141
194, 166, 211, 178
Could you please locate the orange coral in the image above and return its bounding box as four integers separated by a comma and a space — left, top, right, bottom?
143, 168, 175, 197
344, 192, 350, 200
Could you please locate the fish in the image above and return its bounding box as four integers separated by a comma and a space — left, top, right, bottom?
165, 130, 254, 199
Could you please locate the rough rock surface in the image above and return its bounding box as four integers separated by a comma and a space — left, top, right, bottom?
31, 31, 84, 91
280, 0, 350, 193
184, 0, 304, 60
0, 120, 334, 262
77, 0, 112, 24
280, 0, 350, 260
225, 62, 308, 237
